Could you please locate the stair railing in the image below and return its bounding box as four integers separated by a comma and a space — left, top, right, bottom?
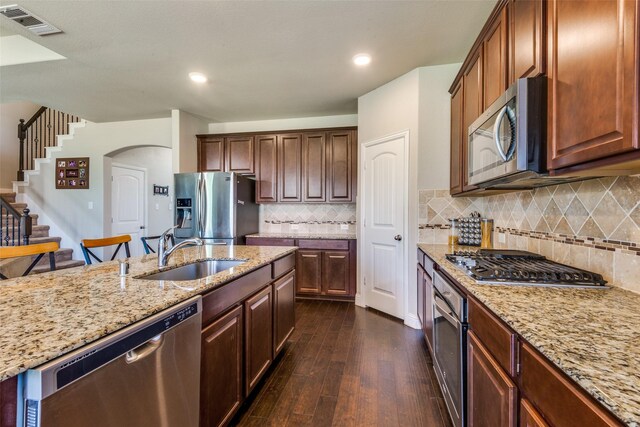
0, 196, 31, 246
17, 107, 80, 181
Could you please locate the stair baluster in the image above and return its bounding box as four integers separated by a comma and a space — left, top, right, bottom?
0, 196, 31, 246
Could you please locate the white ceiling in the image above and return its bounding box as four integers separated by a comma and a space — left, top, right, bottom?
0, 1, 496, 123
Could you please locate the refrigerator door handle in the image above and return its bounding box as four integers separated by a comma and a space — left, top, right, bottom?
197, 174, 204, 238
200, 176, 207, 238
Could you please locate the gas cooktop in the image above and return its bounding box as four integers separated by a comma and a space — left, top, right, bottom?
445, 249, 608, 288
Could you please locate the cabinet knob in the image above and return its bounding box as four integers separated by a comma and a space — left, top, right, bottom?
394, 235, 402, 241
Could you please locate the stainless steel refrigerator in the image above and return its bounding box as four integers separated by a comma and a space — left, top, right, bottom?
174, 172, 259, 244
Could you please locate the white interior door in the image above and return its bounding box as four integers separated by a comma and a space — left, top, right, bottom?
112, 165, 145, 257
362, 133, 407, 318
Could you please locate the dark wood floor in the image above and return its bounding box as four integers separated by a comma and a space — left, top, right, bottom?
233, 300, 453, 427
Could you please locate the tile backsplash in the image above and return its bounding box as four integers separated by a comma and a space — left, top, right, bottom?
260, 203, 356, 235
418, 175, 640, 293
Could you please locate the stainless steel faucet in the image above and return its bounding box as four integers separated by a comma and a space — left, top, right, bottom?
158, 226, 203, 268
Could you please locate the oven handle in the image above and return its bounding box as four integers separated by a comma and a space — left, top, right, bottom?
493, 105, 517, 162
434, 295, 460, 327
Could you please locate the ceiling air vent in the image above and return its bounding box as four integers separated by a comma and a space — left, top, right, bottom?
0, 4, 62, 36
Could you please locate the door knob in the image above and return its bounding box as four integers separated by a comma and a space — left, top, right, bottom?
394, 235, 402, 241
140, 226, 146, 229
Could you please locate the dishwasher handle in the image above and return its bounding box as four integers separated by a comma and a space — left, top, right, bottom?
125, 334, 164, 363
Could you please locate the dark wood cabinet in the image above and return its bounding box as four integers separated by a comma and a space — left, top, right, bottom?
0, 377, 17, 427
255, 135, 278, 203
450, 80, 464, 195
519, 341, 623, 427
326, 130, 356, 202
520, 399, 549, 427
278, 134, 303, 202
200, 305, 243, 427
467, 331, 517, 427
322, 251, 350, 296
547, 0, 639, 171
483, 6, 508, 108
296, 250, 323, 295
509, 0, 545, 83
417, 265, 425, 327
462, 49, 482, 193
273, 270, 295, 355
198, 137, 225, 172
225, 136, 254, 174
422, 267, 433, 353
302, 133, 326, 202
198, 136, 255, 174
245, 285, 273, 395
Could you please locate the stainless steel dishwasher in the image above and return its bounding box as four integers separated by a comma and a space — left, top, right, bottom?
23, 296, 202, 427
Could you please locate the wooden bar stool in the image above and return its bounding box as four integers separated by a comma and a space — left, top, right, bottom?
81, 235, 131, 264
140, 234, 174, 255
0, 242, 59, 279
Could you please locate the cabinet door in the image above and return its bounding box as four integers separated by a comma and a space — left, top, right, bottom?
273, 271, 295, 355
326, 130, 354, 202
226, 136, 255, 174
322, 251, 349, 296
296, 250, 322, 295
547, 0, 639, 170
200, 305, 243, 427
483, 6, 508, 107
520, 399, 549, 427
278, 134, 302, 202
509, 0, 545, 83
198, 137, 225, 172
450, 80, 464, 195
245, 286, 273, 395
417, 265, 425, 327
255, 135, 278, 203
302, 133, 326, 202
467, 331, 517, 427
462, 49, 483, 192
519, 342, 622, 427
423, 271, 433, 353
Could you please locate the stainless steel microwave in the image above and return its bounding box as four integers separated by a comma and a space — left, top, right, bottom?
467, 76, 583, 189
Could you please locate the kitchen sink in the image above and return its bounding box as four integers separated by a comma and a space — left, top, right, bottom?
137, 259, 246, 281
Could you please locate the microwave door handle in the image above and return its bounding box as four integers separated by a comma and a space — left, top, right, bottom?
493, 105, 517, 162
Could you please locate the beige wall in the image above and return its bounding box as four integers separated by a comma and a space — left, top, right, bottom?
208, 114, 357, 134
0, 101, 40, 188
172, 109, 209, 174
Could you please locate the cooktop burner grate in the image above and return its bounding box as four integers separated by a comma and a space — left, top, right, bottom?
445, 249, 607, 288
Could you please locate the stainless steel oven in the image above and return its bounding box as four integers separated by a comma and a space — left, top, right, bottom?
432, 270, 467, 427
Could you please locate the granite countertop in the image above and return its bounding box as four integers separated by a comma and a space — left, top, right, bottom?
0, 245, 297, 382
247, 233, 356, 240
418, 244, 640, 426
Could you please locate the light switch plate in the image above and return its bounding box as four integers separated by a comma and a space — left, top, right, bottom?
340, 224, 349, 230
290, 224, 299, 230
88, 201, 93, 210
498, 232, 506, 243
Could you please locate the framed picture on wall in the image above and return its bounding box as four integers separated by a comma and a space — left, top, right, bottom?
56, 157, 89, 189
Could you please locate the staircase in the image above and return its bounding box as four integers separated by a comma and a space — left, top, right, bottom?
1, 194, 85, 279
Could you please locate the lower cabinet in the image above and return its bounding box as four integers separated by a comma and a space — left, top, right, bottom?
200, 306, 243, 427
416, 250, 434, 353
273, 271, 296, 355
245, 285, 273, 395
199, 258, 295, 427
520, 399, 549, 427
247, 237, 356, 299
467, 331, 518, 427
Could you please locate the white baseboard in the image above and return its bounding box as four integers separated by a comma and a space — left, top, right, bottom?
355, 293, 365, 308
404, 313, 421, 330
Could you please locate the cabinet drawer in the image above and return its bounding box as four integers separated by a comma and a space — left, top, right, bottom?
297, 239, 349, 250
468, 298, 517, 377
423, 254, 434, 279
273, 253, 295, 279
519, 342, 622, 427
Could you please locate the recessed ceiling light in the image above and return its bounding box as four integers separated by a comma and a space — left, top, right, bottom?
189, 72, 207, 83
352, 53, 371, 66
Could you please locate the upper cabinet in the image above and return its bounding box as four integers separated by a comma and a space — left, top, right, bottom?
483, 7, 508, 108
461, 48, 484, 193
547, 0, 639, 171
450, 80, 464, 195
198, 127, 357, 203
197, 135, 255, 174
509, 0, 545, 83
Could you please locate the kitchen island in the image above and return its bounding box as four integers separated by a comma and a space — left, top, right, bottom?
419, 244, 640, 426
0, 244, 296, 382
